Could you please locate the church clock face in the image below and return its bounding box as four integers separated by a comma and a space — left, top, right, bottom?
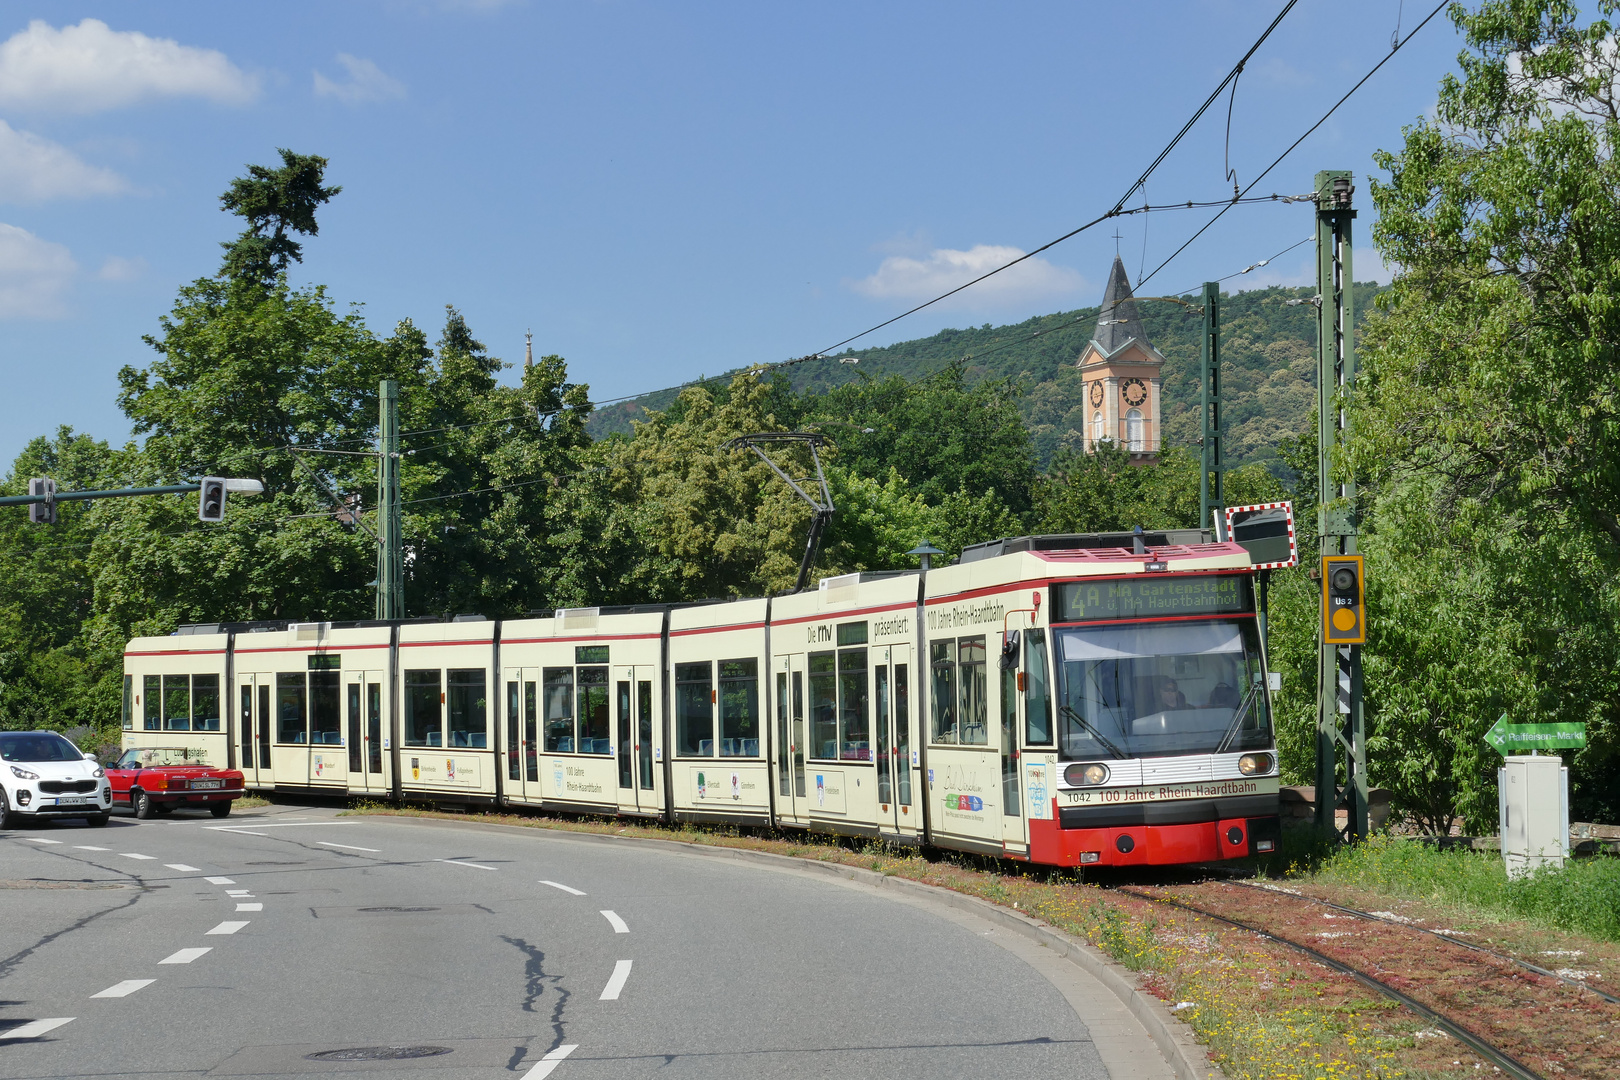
1088, 381, 1104, 407
1121, 378, 1148, 408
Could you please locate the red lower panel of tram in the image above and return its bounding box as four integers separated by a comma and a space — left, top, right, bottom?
1027, 812, 1281, 867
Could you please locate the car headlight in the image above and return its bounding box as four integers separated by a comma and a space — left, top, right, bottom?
9, 765, 39, 780
1064, 762, 1109, 787
92, 767, 105, 778
1238, 753, 1273, 776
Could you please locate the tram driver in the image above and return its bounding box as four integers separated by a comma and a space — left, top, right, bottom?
1153, 676, 1188, 711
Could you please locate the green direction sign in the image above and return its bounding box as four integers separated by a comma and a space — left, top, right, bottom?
1483, 713, 1587, 755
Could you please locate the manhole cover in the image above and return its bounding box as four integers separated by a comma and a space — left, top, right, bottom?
357, 906, 439, 913
306, 1046, 453, 1061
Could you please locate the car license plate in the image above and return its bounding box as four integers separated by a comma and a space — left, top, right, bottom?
56, 797, 87, 805
190, 780, 222, 789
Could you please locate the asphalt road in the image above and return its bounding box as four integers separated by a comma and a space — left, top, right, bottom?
1, 804, 1175, 1079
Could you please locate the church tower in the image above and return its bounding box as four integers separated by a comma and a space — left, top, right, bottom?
1076, 256, 1164, 461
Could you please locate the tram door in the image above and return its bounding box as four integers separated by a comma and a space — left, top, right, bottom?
504, 667, 542, 804
613, 667, 657, 813
345, 671, 388, 795
1000, 646, 1027, 853
236, 675, 269, 788
873, 646, 918, 839
774, 655, 807, 824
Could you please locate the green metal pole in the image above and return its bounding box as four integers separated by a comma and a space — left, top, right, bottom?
1200, 281, 1222, 533
376, 380, 403, 620
1314, 170, 1367, 843
0, 483, 200, 506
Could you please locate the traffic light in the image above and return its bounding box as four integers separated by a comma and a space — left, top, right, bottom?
1321, 554, 1365, 644
198, 477, 226, 522
28, 478, 56, 524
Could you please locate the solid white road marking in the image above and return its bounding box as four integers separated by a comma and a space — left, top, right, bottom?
206, 822, 360, 831
599, 960, 632, 1000
22, 837, 61, 844
318, 841, 380, 852
436, 859, 497, 871
119, 853, 155, 860
235, 903, 262, 912
164, 863, 202, 872
600, 910, 629, 934
91, 979, 155, 999
2, 1017, 73, 1038
73, 845, 110, 851
206, 921, 248, 935
159, 948, 211, 964
540, 880, 586, 896
524, 1043, 578, 1079
204, 876, 236, 885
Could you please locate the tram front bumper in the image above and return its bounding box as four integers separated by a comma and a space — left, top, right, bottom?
1036, 794, 1280, 866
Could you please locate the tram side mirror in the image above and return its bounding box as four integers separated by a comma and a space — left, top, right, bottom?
999, 630, 1020, 671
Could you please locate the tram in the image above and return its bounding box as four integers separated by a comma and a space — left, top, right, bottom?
120, 530, 1281, 868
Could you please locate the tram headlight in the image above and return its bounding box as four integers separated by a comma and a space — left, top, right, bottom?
1238, 753, 1273, 776
1064, 762, 1109, 787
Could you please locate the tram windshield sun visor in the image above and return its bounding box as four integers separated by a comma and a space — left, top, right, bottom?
1053, 620, 1271, 759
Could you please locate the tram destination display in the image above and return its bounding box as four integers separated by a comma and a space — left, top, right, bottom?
1054, 575, 1250, 623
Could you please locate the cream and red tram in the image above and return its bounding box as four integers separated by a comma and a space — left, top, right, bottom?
120, 531, 1280, 867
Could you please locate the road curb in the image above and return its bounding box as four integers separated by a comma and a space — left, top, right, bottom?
370, 813, 1225, 1080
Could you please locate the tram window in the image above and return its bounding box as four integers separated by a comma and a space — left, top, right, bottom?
617, 681, 633, 786
895, 664, 912, 806
403, 669, 441, 747
837, 622, 868, 646
277, 672, 308, 744
543, 668, 574, 752
637, 680, 654, 789
507, 682, 521, 780
930, 642, 956, 744
257, 684, 271, 766
1024, 629, 1052, 745
875, 665, 891, 803
447, 669, 488, 749
310, 671, 341, 745
958, 637, 989, 746
144, 674, 161, 731
808, 652, 836, 760
838, 649, 869, 760
776, 672, 789, 795
576, 645, 609, 664
525, 681, 539, 780
792, 672, 806, 797
675, 662, 713, 757
192, 675, 220, 732
163, 674, 190, 732
1000, 661, 1019, 817
576, 667, 609, 753
718, 659, 759, 757
122, 675, 133, 731
240, 685, 253, 764
348, 684, 363, 772
367, 684, 383, 773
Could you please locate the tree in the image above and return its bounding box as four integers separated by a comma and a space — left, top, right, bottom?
218, 149, 342, 286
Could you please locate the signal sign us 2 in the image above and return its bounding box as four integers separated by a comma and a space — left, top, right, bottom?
1321, 554, 1365, 645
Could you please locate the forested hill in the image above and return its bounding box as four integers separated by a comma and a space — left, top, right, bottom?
588, 281, 1384, 468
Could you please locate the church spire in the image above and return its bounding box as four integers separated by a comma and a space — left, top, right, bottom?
524, 330, 533, 371
1093, 255, 1151, 355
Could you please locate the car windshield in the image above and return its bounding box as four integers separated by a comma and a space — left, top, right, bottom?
115, 747, 211, 768
0, 732, 84, 762
1052, 619, 1272, 760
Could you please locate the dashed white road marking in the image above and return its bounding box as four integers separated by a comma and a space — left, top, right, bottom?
160, 948, 211, 964
1, 1017, 73, 1039
120, 853, 155, 860
206, 821, 360, 831
436, 858, 497, 871
599, 960, 632, 1000
91, 979, 155, 999
73, 845, 110, 851
318, 841, 380, 852
226, 889, 253, 897
235, 903, 263, 912
164, 863, 202, 872
540, 880, 586, 896
206, 921, 249, 935
524, 1043, 578, 1078
204, 876, 235, 885
22, 837, 61, 844
600, 910, 629, 934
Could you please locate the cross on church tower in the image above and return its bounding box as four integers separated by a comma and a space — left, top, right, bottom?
1112, 228, 1123, 256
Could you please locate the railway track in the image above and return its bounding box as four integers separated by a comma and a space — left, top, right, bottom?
1116, 884, 1548, 1080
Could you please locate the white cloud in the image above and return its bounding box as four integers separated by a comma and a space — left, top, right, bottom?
849, 244, 1087, 308
0, 120, 125, 202
96, 254, 146, 282
313, 54, 406, 105
0, 19, 258, 113
0, 223, 75, 317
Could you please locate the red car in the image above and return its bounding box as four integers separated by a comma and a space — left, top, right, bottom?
107, 748, 246, 819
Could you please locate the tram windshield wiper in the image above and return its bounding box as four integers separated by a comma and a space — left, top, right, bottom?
1059, 704, 1127, 760
1214, 684, 1261, 755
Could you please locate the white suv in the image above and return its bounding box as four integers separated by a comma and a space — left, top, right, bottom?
0, 731, 113, 828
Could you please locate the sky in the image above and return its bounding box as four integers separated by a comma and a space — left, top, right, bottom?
0, 0, 1466, 467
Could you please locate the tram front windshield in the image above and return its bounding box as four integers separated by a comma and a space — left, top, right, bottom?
1053, 620, 1271, 759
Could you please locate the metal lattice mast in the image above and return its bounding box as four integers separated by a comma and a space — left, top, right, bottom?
1313, 170, 1368, 842
1199, 281, 1223, 531
376, 379, 404, 620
